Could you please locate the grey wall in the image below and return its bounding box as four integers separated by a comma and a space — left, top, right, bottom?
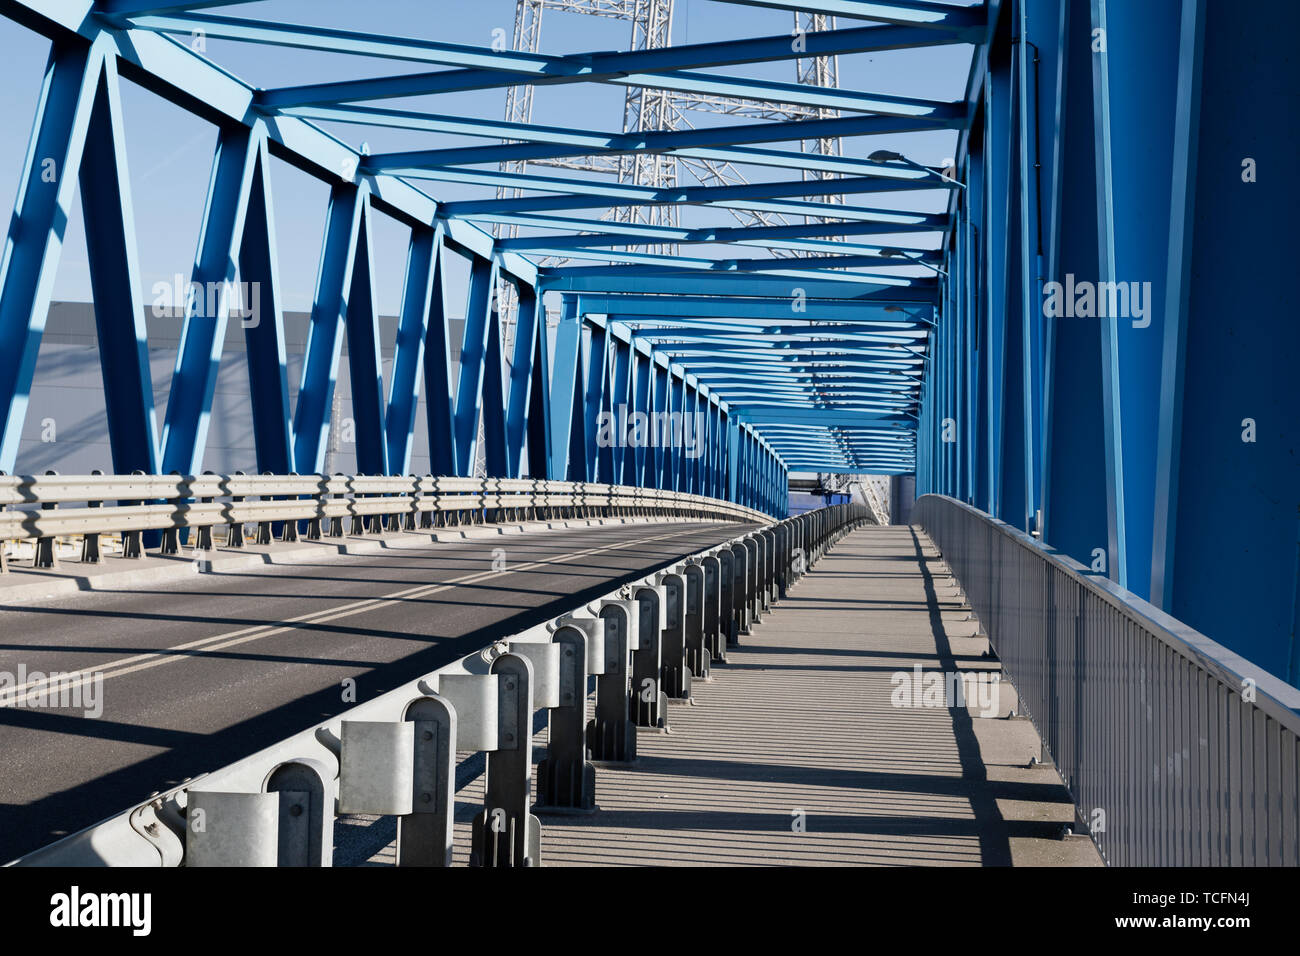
14, 302, 468, 477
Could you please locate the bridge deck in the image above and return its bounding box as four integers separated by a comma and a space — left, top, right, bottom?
520, 525, 1097, 866
348, 525, 1102, 867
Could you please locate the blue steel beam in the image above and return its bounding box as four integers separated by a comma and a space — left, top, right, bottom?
385, 166, 949, 216
364, 112, 959, 172
532, 250, 933, 284
298, 92, 962, 141
141, 14, 982, 104
491, 216, 947, 250
711, 0, 979, 27
3, 3, 536, 286
576, 293, 932, 321
548, 250, 938, 276
429, 144, 958, 195
277, 66, 956, 120
98, 1, 261, 13
467, 205, 943, 234
621, 323, 929, 341
732, 409, 914, 426
540, 272, 933, 300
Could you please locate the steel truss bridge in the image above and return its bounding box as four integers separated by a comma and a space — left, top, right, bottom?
0, 0, 1296, 869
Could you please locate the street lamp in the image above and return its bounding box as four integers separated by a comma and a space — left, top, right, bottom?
868, 149, 966, 189
879, 247, 948, 278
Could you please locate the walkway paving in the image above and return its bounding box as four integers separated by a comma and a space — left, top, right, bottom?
517, 525, 1099, 866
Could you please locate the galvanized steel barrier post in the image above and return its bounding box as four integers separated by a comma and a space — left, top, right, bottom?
659, 571, 691, 699
631, 583, 668, 729
588, 598, 637, 762
469, 652, 541, 867
683, 561, 709, 680
536, 625, 597, 812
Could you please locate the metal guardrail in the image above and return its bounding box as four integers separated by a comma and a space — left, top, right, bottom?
913, 493, 1300, 867
0, 473, 771, 571
10, 502, 869, 866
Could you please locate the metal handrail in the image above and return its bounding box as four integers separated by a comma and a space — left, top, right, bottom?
0, 474, 770, 551
914, 493, 1300, 866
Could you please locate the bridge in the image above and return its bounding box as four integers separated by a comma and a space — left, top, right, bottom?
0, 0, 1295, 873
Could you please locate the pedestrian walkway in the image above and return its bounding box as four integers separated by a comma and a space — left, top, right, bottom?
507, 525, 1101, 866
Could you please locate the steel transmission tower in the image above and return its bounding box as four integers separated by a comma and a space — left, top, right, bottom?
498, 2, 845, 249
793, 12, 845, 224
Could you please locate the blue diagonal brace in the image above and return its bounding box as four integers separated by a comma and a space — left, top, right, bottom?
453, 254, 501, 476
160, 121, 262, 475
0, 39, 108, 472
292, 182, 366, 475
385, 225, 437, 475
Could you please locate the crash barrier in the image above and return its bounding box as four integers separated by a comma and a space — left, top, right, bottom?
0, 473, 771, 572
914, 493, 1300, 866
11, 503, 870, 866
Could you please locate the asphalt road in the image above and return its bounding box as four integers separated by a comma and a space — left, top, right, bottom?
0, 519, 751, 862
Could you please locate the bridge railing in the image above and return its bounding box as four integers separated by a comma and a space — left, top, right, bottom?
914, 493, 1300, 867
0, 473, 770, 571
9, 503, 869, 866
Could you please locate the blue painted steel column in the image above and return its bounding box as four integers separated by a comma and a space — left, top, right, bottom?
292, 182, 366, 474
1039, 0, 1108, 569
80, 49, 161, 475
671, 371, 686, 492
453, 254, 501, 476
653, 360, 669, 489
726, 414, 740, 503
161, 123, 265, 476
610, 334, 633, 484
583, 320, 609, 482
632, 346, 652, 487
547, 295, 582, 481
1090, 0, 1182, 595
238, 134, 294, 475
344, 200, 389, 475
422, 234, 457, 476
504, 280, 540, 478
1152, 0, 1300, 682
479, 272, 510, 478
523, 285, 551, 479
385, 226, 438, 474
989, 34, 1029, 531
968, 134, 991, 513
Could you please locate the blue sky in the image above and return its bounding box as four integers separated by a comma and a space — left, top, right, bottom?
0, 1, 975, 317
